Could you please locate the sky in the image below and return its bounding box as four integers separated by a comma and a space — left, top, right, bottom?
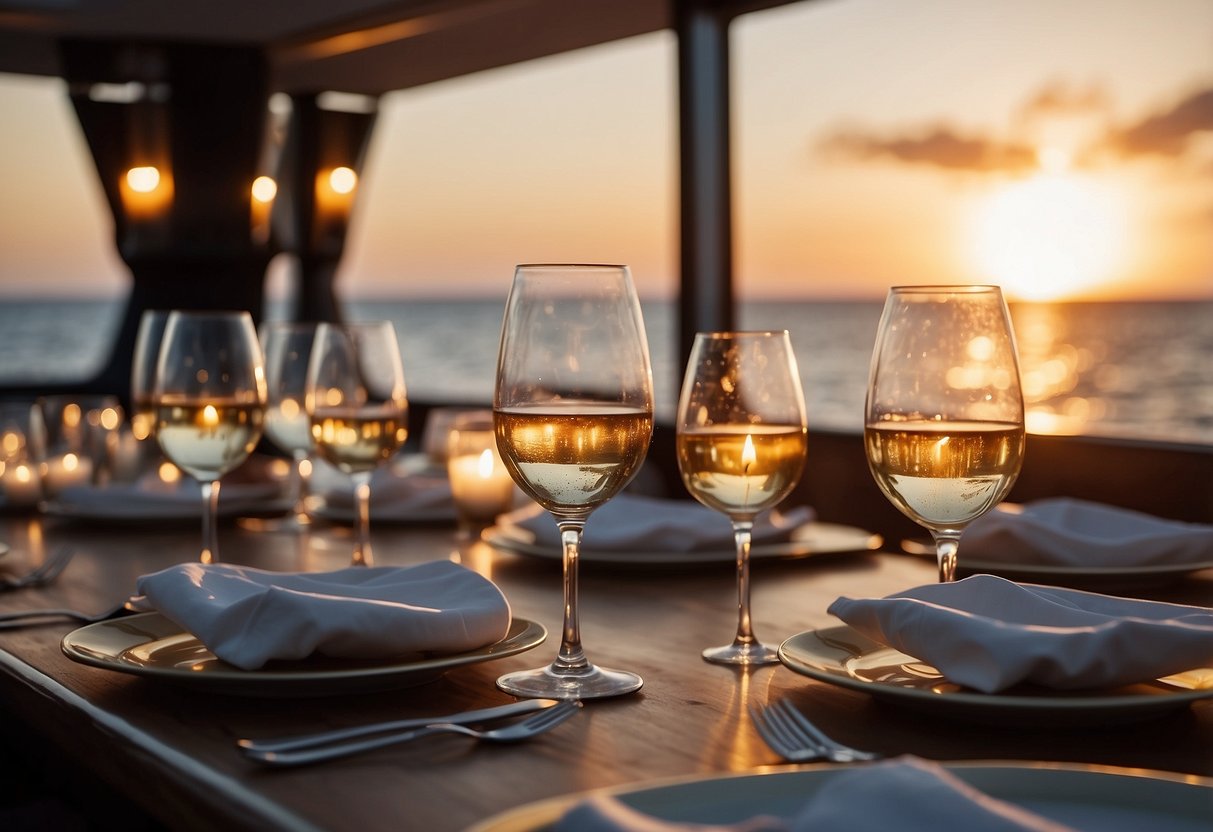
0, 0, 1210, 303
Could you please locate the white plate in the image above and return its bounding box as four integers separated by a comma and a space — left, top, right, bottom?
778, 625, 1213, 726
470, 763, 1213, 831
62, 612, 546, 697
900, 538, 1213, 589
484, 522, 882, 567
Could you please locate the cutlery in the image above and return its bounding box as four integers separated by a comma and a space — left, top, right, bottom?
0, 601, 131, 629
750, 699, 882, 763
238, 698, 563, 754
242, 699, 582, 767
0, 547, 74, 591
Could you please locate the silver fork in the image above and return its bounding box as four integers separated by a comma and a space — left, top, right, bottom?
750, 699, 881, 763
0, 547, 74, 591
243, 699, 583, 767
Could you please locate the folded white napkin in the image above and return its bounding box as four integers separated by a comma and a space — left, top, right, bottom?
504, 494, 814, 553
131, 561, 511, 670
556, 757, 1084, 832
962, 499, 1213, 567
828, 574, 1213, 693
314, 466, 453, 514
56, 475, 281, 512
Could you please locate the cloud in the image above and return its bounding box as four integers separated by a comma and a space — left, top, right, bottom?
1105, 87, 1213, 157
1017, 80, 1113, 122
817, 125, 1037, 174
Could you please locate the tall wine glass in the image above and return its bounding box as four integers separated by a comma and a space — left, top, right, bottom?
865, 285, 1025, 582
306, 321, 408, 567
676, 331, 807, 665
494, 264, 654, 700
153, 311, 266, 564
252, 322, 319, 532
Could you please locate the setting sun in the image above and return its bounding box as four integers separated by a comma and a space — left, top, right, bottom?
968, 157, 1131, 302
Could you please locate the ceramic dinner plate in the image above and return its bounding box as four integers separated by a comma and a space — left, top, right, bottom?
469, 763, 1213, 832
778, 624, 1213, 727
900, 538, 1213, 590
61, 612, 546, 697
483, 522, 882, 567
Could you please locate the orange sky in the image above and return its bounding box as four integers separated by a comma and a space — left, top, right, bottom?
0, 0, 1210, 303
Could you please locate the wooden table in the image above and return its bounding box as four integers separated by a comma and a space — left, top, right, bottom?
0, 508, 1210, 831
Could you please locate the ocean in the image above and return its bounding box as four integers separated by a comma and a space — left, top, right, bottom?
0, 297, 1209, 445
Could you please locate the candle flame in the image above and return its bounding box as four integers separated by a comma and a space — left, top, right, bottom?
62, 453, 79, 472
201, 405, 219, 427
158, 462, 181, 483
742, 434, 756, 470
477, 448, 495, 479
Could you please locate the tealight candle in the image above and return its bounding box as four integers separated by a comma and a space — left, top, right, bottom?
1, 461, 43, 508
41, 452, 94, 497
447, 413, 515, 532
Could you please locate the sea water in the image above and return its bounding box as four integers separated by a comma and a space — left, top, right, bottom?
0, 297, 1208, 445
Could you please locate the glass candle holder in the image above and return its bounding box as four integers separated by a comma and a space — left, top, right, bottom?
447, 411, 515, 534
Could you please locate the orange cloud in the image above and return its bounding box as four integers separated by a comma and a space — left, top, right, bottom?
817, 125, 1037, 174
1106, 87, 1213, 158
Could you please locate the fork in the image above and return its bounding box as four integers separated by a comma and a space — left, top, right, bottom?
242, 699, 583, 767
750, 699, 882, 763
0, 547, 74, 591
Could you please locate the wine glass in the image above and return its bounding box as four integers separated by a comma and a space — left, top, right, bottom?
250, 321, 319, 532
675, 331, 807, 665
306, 321, 408, 567
864, 285, 1025, 582
494, 264, 654, 700
152, 311, 267, 564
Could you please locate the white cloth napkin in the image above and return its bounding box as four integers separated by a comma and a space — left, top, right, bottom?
827, 574, 1213, 693
504, 494, 814, 553
55, 475, 281, 514
962, 498, 1213, 567
556, 757, 1084, 831
313, 466, 453, 516
131, 561, 511, 670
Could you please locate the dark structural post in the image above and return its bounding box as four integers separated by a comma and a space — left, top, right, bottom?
676, 0, 735, 373
272, 92, 379, 323
59, 40, 272, 407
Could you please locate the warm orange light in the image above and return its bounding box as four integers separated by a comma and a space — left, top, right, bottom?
329, 166, 357, 195
251, 176, 278, 203
126, 166, 161, 193
969, 167, 1129, 302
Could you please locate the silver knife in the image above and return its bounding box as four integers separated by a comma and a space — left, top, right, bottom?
236, 698, 560, 754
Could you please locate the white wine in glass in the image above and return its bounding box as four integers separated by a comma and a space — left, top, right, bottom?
865, 285, 1025, 582
153, 310, 267, 564
494, 264, 654, 700
253, 322, 319, 532
676, 331, 807, 665
306, 321, 408, 567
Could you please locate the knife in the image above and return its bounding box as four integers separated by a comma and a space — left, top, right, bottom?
236, 698, 561, 754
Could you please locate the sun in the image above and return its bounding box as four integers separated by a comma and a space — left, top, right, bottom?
968, 152, 1130, 301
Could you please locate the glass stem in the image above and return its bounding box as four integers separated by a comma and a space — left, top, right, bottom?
291, 450, 311, 524
351, 472, 373, 567
932, 530, 961, 583
731, 521, 757, 647
554, 521, 589, 672
200, 479, 220, 564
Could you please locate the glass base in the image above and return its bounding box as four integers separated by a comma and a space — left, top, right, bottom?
497, 661, 643, 700
702, 640, 780, 666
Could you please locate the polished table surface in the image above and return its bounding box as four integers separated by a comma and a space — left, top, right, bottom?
0, 506, 1210, 831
